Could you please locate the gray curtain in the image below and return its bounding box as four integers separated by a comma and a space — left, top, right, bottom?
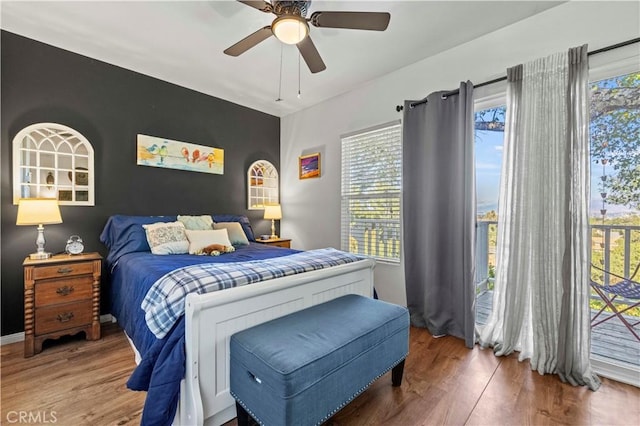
402, 81, 476, 348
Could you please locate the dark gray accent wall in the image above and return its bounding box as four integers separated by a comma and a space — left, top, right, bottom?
1, 31, 280, 335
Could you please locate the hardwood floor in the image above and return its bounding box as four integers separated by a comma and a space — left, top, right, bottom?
1, 323, 145, 425
2, 323, 639, 426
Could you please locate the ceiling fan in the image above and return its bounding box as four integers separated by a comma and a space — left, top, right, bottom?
224, 0, 391, 73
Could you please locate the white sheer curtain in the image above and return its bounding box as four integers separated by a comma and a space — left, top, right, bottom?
478, 45, 601, 390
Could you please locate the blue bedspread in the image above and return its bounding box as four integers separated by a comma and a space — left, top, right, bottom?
110, 243, 300, 426
143, 248, 364, 339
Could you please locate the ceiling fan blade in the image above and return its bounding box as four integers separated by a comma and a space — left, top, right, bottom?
237, 0, 273, 13
297, 36, 326, 74
224, 26, 273, 56
310, 11, 391, 31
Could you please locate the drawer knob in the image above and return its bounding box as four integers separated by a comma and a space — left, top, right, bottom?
56, 312, 74, 323
57, 267, 74, 274
56, 286, 74, 296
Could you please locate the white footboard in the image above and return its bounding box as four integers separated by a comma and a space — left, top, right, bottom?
178, 258, 376, 426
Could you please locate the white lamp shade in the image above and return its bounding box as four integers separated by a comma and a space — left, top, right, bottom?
16, 198, 63, 225
272, 16, 308, 45
263, 205, 282, 220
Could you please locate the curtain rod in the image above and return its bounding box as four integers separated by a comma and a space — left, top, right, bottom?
395, 37, 640, 112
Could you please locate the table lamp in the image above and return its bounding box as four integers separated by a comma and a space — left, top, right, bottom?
263, 205, 282, 239
16, 198, 63, 260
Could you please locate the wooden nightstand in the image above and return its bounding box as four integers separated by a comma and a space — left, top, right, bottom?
23, 252, 102, 357
255, 238, 292, 248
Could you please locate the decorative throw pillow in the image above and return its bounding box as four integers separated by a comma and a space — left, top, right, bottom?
213, 214, 256, 242
213, 222, 250, 246
177, 214, 214, 230
185, 229, 232, 255
142, 221, 189, 255
99, 215, 178, 265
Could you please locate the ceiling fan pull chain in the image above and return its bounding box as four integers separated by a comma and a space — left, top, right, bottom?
297, 19, 302, 99
298, 49, 302, 99
276, 44, 283, 102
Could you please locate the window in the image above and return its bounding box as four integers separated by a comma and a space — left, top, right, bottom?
12, 123, 95, 206
341, 122, 402, 263
588, 71, 640, 374
473, 68, 640, 384
247, 160, 278, 210
474, 105, 506, 327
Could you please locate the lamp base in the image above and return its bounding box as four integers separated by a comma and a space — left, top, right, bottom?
29, 252, 51, 260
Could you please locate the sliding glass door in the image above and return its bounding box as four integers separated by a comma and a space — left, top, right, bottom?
473, 70, 640, 386
588, 71, 640, 385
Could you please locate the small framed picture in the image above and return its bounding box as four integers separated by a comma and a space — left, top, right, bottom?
299, 153, 321, 180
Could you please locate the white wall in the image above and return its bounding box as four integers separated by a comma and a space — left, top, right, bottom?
280, 1, 640, 307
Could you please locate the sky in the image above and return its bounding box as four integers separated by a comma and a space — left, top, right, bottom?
475, 129, 503, 215
474, 129, 634, 217
474, 72, 639, 218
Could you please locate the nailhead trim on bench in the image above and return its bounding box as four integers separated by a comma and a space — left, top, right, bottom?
231, 354, 407, 426
316, 355, 407, 425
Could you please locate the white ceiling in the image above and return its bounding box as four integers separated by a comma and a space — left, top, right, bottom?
1, 1, 565, 117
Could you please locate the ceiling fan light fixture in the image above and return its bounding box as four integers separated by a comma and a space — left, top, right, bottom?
272, 15, 308, 45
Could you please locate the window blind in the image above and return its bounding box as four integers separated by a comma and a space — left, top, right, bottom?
341, 123, 402, 262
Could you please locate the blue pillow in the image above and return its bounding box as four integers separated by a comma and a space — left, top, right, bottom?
100, 215, 177, 267
212, 214, 256, 242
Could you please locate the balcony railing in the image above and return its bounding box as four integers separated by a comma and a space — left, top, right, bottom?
475, 220, 640, 366
590, 224, 640, 286
475, 221, 639, 299
345, 219, 401, 261
475, 221, 498, 294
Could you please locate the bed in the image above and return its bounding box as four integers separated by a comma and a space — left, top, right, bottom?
100, 214, 376, 426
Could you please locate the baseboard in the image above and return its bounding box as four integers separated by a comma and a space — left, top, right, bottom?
1, 332, 25, 346
1, 314, 114, 346
592, 357, 640, 388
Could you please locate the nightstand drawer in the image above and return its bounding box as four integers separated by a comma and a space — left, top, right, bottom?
35, 300, 93, 335
255, 238, 291, 248
35, 276, 93, 307
33, 261, 94, 280
269, 240, 291, 248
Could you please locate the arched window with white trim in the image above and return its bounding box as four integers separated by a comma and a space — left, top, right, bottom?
247, 160, 278, 210
13, 123, 95, 206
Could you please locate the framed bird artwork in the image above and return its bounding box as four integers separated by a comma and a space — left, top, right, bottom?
136, 134, 224, 175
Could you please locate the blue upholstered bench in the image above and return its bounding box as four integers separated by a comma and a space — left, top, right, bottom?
230, 294, 409, 426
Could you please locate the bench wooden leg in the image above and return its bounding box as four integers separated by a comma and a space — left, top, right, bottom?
236, 402, 251, 426
391, 359, 405, 386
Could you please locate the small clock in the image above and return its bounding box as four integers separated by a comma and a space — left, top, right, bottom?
65, 235, 84, 255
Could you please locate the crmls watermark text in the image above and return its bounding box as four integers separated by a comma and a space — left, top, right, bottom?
6, 411, 57, 423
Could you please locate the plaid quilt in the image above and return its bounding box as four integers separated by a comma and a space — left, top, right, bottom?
142, 248, 364, 338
